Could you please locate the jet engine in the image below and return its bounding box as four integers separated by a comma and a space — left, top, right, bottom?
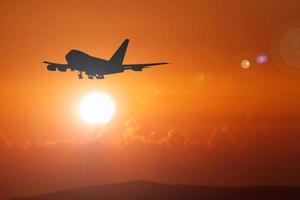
132, 66, 143, 71
47, 64, 57, 71
57, 65, 67, 72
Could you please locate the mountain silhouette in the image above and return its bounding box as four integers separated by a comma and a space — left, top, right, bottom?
9, 180, 300, 200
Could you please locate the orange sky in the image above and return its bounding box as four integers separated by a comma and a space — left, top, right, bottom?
1, 0, 300, 199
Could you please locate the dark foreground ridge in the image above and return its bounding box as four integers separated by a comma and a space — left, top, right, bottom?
9, 180, 300, 200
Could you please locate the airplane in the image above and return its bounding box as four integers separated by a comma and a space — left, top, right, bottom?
44, 39, 168, 79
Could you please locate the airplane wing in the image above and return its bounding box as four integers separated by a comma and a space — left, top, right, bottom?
123, 62, 168, 71
43, 61, 68, 71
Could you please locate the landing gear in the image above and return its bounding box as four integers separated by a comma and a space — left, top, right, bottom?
78, 71, 83, 79
77, 72, 103, 80
96, 74, 104, 79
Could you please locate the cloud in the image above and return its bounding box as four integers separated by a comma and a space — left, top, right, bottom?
157, 129, 200, 147
115, 119, 201, 148
0, 120, 246, 153
0, 134, 12, 147
207, 125, 247, 151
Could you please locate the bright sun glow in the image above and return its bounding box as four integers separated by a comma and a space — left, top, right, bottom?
80, 92, 115, 124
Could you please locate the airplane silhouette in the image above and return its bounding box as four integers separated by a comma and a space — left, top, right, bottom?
44, 39, 168, 79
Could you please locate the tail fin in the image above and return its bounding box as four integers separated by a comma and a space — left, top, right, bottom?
109, 39, 129, 65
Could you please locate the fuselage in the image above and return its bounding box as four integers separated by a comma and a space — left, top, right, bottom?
65, 50, 124, 76
44, 39, 168, 79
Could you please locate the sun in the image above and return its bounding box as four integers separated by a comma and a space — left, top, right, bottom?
80, 92, 116, 124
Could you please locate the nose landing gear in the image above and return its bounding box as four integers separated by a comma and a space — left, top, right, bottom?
78, 71, 83, 79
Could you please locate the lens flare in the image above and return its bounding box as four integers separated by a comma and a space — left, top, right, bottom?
256, 53, 268, 64
241, 59, 251, 69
